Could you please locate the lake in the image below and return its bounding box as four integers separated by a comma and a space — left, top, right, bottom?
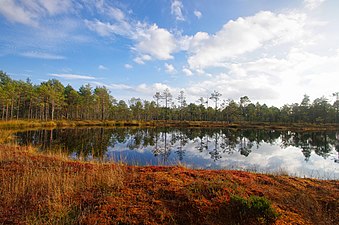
13, 127, 339, 179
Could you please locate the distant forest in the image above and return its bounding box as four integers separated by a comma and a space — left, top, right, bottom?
0, 70, 338, 123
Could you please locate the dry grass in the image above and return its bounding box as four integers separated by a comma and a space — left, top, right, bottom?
0, 129, 15, 143
0, 119, 338, 131
0, 145, 124, 224
0, 144, 338, 224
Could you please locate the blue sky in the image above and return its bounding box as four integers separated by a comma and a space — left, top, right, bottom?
0, 0, 338, 106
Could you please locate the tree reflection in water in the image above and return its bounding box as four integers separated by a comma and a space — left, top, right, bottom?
14, 128, 339, 164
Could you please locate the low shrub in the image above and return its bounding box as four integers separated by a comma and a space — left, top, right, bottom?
228, 195, 279, 224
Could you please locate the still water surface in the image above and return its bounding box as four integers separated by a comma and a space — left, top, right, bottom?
14, 127, 339, 179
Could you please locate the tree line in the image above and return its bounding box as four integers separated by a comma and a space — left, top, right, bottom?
0, 70, 338, 123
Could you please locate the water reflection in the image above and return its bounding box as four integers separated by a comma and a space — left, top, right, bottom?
14, 128, 339, 179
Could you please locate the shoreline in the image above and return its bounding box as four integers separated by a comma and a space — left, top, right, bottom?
0, 119, 338, 131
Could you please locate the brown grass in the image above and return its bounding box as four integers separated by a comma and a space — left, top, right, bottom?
0, 119, 338, 131
0, 144, 338, 224
0, 145, 124, 224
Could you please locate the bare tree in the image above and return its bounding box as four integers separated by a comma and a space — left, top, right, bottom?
162, 88, 172, 120
209, 90, 222, 110
177, 90, 186, 120
163, 89, 172, 108
153, 92, 162, 108
209, 90, 222, 121
333, 92, 339, 123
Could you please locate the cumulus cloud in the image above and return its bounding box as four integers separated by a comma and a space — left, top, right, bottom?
186, 11, 307, 70
194, 10, 202, 19
98, 65, 108, 70
126, 82, 176, 95
182, 67, 193, 76
134, 23, 177, 61
183, 47, 339, 106
86, 13, 177, 63
184, 73, 279, 104
171, 0, 185, 21
49, 73, 96, 80
124, 64, 133, 69
164, 63, 176, 74
133, 54, 152, 64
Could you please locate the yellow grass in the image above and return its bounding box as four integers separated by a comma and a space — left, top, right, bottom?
0, 145, 125, 224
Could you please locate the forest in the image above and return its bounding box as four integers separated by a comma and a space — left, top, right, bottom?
0, 70, 338, 123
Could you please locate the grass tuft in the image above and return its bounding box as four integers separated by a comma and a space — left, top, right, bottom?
228, 195, 279, 224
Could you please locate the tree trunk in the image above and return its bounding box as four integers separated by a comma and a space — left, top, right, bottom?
28, 99, 32, 119
2, 105, 5, 120
16, 96, 20, 120
101, 99, 104, 121
10, 99, 14, 120
6, 103, 9, 121
51, 100, 55, 121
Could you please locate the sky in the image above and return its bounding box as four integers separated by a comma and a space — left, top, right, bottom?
0, 0, 339, 107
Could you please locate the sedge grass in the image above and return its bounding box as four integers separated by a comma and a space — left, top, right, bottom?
0, 145, 125, 224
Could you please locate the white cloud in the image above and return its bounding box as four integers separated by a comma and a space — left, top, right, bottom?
304, 0, 326, 10
86, 19, 177, 63
94, 0, 126, 21
90, 81, 132, 90
153, 83, 173, 90
134, 54, 152, 64
20, 51, 65, 60
98, 65, 108, 70
36, 0, 72, 15
183, 47, 339, 106
182, 67, 193, 76
124, 64, 133, 69
127, 83, 176, 96
134, 23, 177, 61
49, 73, 96, 80
0, 0, 38, 26
171, 0, 185, 21
0, 0, 72, 26
84, 19, 131, 37
194, 10, 202, 19
108, 83, 133, 90
108, 7, 125, 21
164, 63, 176, 74
186, 11, 307, 70
85, 2, 133, 38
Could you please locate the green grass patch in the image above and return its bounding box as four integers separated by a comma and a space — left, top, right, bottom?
227, 195, 279, 225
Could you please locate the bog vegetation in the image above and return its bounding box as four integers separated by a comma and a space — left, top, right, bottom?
0, 70, 338, 123
1, 145, 338, 225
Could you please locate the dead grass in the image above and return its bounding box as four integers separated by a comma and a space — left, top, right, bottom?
0, 144, 338, 224
0, 145, 124, 224
0, 119, 338, 131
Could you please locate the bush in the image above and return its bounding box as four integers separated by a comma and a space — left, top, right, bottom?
229, 195, 279, 224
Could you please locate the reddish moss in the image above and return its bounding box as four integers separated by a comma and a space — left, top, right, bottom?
0, 145, 338, 225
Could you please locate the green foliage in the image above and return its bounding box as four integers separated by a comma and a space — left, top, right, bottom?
229, 195, 279, 224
